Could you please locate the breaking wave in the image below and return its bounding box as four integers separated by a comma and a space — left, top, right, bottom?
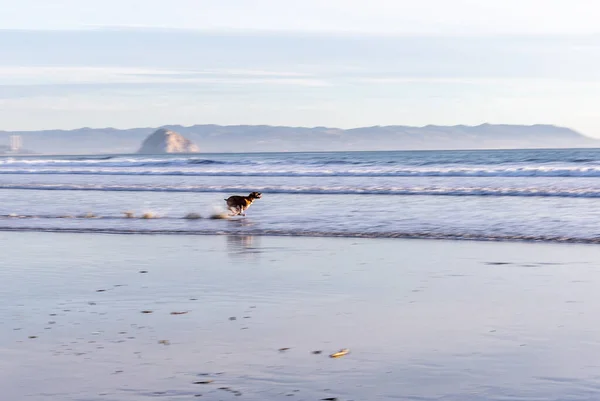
3, 183, 600, 198
5, 166, 600, 177
0, 157, 228, 168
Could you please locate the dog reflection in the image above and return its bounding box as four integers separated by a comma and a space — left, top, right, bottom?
226, 235, 260, 258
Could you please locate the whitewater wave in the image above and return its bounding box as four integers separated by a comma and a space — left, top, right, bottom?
3, 183, 600, 198
5, 166, 600, 177
0, 157, 228, 168
2, 152, 600, 175
0, 157, 397, 168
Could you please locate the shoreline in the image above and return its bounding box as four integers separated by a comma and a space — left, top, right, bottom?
0, 226, 599, 245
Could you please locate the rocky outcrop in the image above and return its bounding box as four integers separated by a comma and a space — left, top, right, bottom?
137, 128, 200, 154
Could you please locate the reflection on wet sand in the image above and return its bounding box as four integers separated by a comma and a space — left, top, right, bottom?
226, 234, 261, 258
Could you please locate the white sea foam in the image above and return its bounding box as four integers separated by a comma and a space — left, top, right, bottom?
4, 166, 600, 177
2, 183, 600, 198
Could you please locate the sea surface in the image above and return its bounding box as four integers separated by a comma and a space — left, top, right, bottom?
2, 148, 600, 242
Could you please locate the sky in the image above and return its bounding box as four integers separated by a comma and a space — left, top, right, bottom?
1, 0, 600, 137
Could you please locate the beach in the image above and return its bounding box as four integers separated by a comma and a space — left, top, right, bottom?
5, 5, 600, 399
3, 232, 600, 400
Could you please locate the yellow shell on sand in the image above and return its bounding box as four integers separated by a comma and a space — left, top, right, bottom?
329, 348, 350, 358
123, 211, 135, 218
141, 212, 157, 219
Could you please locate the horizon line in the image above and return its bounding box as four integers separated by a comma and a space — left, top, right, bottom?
2, 27, 600, 38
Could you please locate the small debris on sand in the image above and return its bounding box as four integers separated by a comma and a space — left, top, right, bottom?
139, 270, 148, 273
329, 348, 350, 358
321, 398, 339, 401
141, 212, 157, 219
312, 350, 323, 355
28, 336, 38, 339
123, 211, 135, 218
229, 317, 237, 321
96, 289, 106, 292
140, 310, 153, 314
219, 387, 242, 396
170, 311, 188, 315
193, 380, 214, 385
278, 347, 291, 352
185, 213, 202, 220
158, 340, 170, 345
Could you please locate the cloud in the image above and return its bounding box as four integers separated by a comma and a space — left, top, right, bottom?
0, 66, 327, 86
3, 0, 600, 34
0, 28, 599, 135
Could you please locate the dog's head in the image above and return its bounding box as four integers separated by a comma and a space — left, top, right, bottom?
248, 192, 262, 200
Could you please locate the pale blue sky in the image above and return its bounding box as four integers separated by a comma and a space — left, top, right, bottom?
1, 0, 600, 137
2, 0, 599, 34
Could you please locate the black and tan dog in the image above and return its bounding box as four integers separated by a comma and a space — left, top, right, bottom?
224, 192, 262, 216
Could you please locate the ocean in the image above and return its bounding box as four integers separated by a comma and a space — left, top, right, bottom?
2, 148, 600, 242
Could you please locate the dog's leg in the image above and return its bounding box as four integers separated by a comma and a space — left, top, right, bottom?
239, 206, 245, 216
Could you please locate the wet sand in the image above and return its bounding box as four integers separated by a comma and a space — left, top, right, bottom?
2, 233, 600, 400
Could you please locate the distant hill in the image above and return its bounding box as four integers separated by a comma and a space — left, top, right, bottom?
0, 124, 596, 154
138, 128, 200, 154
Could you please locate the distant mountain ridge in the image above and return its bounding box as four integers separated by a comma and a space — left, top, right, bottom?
0, 124, 596, 154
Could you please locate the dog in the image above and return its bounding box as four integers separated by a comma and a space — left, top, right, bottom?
224, 192, 262, 216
